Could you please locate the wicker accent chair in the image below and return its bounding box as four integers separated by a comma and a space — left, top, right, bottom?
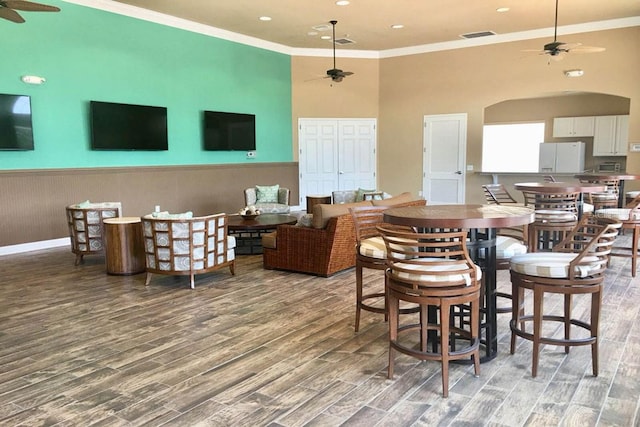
349, 199, 427, 332
141, 213, 236, 289
378, 225, 481, 397
244, 186, 290, 214
594, 192, 640, 277
66, 202, 122, 265
509, 214, 621, 377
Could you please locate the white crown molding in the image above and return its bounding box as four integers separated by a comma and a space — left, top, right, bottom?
62, 1, 640, 59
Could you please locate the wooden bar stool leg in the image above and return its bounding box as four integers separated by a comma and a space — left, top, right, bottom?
387, 290, 399, 379
564, 294, 572, 354
532, 287, 544, 378
355, 266, 364, 332
591, 289, 602, 376
440, 301, 451, 398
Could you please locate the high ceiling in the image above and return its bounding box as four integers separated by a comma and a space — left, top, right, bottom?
106, 0, 640, 53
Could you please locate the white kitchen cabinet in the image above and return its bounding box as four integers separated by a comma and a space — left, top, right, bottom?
593, 115, 629, 156
552, 116, 595, 137
539, 142, 585, 173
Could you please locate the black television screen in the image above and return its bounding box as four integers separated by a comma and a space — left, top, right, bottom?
90, 101, 168, 150
0, 93, 34, 150
203, 111, 256, 151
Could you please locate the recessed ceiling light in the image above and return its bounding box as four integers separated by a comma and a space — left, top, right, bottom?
336, 1, 350, 5
496, 7, 510, 13
391, 24, 404, 29
320, 35, 332, 40
259, 16, 272, 21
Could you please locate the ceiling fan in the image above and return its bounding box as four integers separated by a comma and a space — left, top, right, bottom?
0, 0, 60, 24
523, 0, 605, 61
326, 20, 354, 82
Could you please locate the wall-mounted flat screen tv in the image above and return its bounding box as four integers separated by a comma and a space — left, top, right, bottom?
203, 111, 256, 151
90, 101, 168, 150
0, 93, 34, 150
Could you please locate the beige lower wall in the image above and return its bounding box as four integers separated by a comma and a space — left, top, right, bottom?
0, 163, 298, 246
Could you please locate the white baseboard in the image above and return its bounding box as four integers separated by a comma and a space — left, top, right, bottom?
0, 238, 70, 256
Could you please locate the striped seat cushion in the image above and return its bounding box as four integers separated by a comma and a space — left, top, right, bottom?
390, 259, 482, 286
582, 203, 594, 213
477, 235, 527, 260
359, 236, 386, 259
534, 209, 577, 223
359, 236, 415, 260
595, 208, 640, 221
591, 192, 618, 201
626, 191, 640, 199
495, 235, 527, 258
510, 252, 601, 278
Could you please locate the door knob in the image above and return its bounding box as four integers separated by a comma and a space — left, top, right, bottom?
339, 171, 344, 174
455, 171, 463, 175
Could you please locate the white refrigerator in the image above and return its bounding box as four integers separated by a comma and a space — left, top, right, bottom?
539, 142, 585, 173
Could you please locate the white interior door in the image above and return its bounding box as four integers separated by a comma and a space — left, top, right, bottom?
299, 118, 376, 206
422, 113, 467, 204
298, 120, 339, 204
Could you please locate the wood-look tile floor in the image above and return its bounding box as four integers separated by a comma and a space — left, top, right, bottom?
1, 238, 639, 426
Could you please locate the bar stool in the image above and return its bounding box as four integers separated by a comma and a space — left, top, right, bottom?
595, 192, 640, 277
349, 201, 425, 332
509, 214, 620, 377
580, 178, 620, 211
377, 225, 481, 397
522, 191, 579, 252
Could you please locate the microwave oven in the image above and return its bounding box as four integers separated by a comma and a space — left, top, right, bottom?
598, 162, 621, 172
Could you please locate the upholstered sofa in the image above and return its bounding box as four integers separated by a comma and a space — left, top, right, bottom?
244, 185, 290, 214
66, 201, 122, 265
141, 213, 236, 289
262, 192, 424, 276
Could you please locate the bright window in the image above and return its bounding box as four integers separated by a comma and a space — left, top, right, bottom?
482, 122, 545, 172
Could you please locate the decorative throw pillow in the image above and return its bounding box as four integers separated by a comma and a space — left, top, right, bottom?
77, 200, 91, 208
295, 213, 313, 227
356, 188, 376, 202
256, 184, 280, 203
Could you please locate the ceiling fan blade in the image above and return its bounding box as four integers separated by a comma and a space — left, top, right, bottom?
342, 71, 354, 77
0, 7, 25, 22
3, 0, 60, 12
568, 46, 606, 53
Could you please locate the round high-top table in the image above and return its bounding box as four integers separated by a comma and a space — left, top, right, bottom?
574, 173, 640, 207
228, 214, 298, 255
383, 204, 534, 362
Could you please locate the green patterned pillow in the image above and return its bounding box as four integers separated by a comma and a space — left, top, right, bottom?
256, 184, 280, 203
356, 188, 376, 201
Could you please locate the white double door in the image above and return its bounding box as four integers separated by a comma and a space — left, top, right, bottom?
298, 118, 377, 206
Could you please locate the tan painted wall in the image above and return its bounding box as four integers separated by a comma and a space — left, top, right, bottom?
291, 56, 380, 161
292, 26, 639, 202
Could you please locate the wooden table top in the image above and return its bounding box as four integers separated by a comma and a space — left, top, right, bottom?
227, 213, 298, 230
383, 204, 534, 229
574, 173, 640, 181
514, 182, 607, 194
103, 216, 141, 224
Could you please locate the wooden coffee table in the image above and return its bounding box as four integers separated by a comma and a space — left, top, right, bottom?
227, 214, 298, 255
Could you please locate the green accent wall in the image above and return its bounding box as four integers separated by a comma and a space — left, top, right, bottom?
0, 0, 292, 169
